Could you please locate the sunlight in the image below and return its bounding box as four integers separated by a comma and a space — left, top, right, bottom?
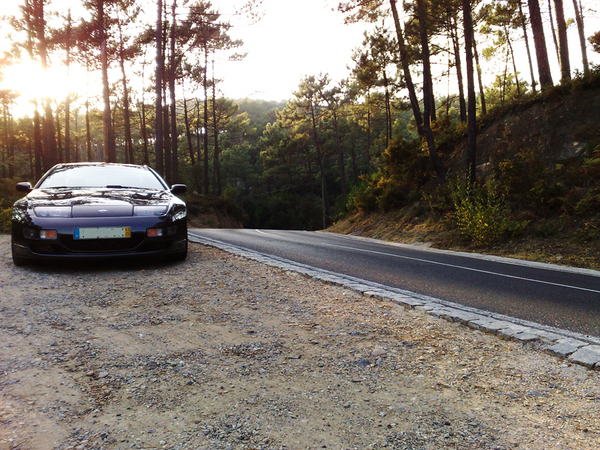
0, 57, 94, 117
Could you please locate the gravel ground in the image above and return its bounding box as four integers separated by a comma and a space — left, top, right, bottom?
1, 235, 600, 450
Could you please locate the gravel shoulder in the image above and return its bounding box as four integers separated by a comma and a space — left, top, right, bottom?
1, 235, 599, 450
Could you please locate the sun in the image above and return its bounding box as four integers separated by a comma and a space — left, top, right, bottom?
0, 57, 96, 117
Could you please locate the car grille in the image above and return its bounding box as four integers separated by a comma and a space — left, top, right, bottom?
60, 235, 145, 253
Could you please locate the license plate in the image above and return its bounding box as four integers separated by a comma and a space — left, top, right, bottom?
74, 227, 131, 239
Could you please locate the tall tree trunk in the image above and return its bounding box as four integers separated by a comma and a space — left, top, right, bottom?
309, 103, 329, 229
472, 39, 486, 115
195, 99, 202, 163
118, 21, 134, 165
169, 0, 179, 184
203, 49, 210, 194
463, 0, 477, 186
389, 0, 445, 182
183, 96, 195, 165
99, 0, 116, 162
212, 61, 221, 195
74, 108, 79, 162
163, 102, 172, 184
32, 0, 58, 169
8, 111, 14, 178
547, 0, 560, 61
451, 17, 467, 123
417, 0, 436, 124
28, 139, 33, 179
64, 11, 72, 163
155, 0, 165, 175
518, 1, 537, 93
24, 0, 42, 176
572, 0, 589, 77
389, 0, 424, 137
194, 99, 202, 190
382, 71, 392, 147
85, 99, 92, 161
55, 106, 63, 161
527, 0, 553, 88
1, 106, 6, 179
333, 110, 346, 198
366, 90, 371, 169
33, 102, 43, 177
502, 55, 508, 105
505, 25, 521, 96
139, 104, 150, 165
140, 60, 150, 166
350, 135, 358, 183
1, 103, 11, 178
554, 0, 571, 82
416, 0, 446, 183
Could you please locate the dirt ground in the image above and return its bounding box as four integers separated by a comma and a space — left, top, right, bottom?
1, 235, 599, 450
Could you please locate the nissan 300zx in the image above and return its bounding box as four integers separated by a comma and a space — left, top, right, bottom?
11, 163, 188, 266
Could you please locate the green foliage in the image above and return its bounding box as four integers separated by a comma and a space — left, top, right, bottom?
346, 139, 429, 214
529, 218, 568, 238
591, 31, 600, 54
0, 206, 11, 234
221, 185, 239, 202
451, 179, 524, 246
185, 193, 245, 224
347, 179, 380, 213
244, 194, 322, 230
490, 149, 564, 215
0, 178, 26, 234
573, 186, 600, 216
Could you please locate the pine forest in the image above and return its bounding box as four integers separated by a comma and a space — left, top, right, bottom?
1, 0, 600, 243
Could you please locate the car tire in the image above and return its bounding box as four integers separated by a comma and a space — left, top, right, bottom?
168, 239, 188, 262
11, 246, 27, 267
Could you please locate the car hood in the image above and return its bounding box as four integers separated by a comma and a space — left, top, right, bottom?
23, 188, 173, 211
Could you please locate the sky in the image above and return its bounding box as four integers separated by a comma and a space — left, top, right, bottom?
0, 0, 599, 113
0, 0, 368, 110
219, 0, 367, 101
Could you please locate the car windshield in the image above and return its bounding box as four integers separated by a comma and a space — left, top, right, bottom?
37, 165, 167, 190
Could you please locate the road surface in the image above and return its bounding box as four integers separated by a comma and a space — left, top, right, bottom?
189, 228, 600, 338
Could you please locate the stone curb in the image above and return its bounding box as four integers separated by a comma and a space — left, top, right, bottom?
188, 234, 600, 371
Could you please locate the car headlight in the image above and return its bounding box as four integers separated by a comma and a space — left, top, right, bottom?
134, 205, 168, 216
172, 208, 187, 221
34, 206, 72, 218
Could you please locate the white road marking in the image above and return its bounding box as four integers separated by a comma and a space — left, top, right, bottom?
199, 230, 600, 295
319, 241, 600, 294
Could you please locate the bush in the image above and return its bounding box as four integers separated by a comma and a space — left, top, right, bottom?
0, 207, 11, 234
451, 180, 525, 246
221, 185, 239, 202
347, 180, 380, 214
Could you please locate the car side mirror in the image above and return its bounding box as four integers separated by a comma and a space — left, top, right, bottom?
171, 184, 187, 195
16, 182, 32, 193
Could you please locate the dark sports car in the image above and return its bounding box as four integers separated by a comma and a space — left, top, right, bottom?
11, 163, 188, 266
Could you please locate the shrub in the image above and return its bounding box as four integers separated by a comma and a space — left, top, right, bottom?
347, 180, 380, 214
0, 206, 11, 234
451, 180, 525, 246
221, 185, 239, 202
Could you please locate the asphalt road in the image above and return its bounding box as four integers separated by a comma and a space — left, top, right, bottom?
188, 228, 600, 338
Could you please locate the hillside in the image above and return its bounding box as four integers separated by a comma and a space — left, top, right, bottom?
330, 80, 600, 271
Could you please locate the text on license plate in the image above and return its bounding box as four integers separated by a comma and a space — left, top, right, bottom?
73, 227, 131, 239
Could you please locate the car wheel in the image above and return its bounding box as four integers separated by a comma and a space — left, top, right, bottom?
11, 246, 28, 267
168, 239, 188, 262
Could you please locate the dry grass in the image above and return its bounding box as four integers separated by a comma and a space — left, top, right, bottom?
328, 210, 600, 271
